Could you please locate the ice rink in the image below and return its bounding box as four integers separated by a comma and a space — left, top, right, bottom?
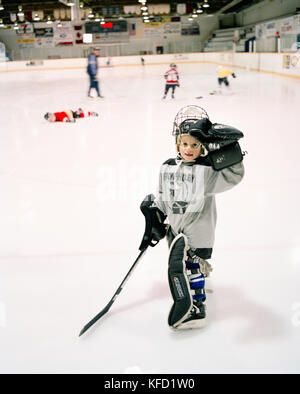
0, 60, 300, 374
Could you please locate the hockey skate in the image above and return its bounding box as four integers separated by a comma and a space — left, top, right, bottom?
178, 298, 206, 329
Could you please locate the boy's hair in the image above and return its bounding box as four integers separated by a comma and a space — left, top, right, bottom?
176, 134, 207, 157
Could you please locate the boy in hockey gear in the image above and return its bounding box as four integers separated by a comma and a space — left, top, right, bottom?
44, 108, 99, 123
141, 105, 244, 330
87, 48, 104, 98
216, 65, 236, 92
163, 64, 179, 99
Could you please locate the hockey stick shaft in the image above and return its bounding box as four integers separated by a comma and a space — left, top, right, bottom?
79, 248, 147, 337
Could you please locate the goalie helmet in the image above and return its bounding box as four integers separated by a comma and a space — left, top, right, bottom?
172, 105, 212, 140
170, 63, 177, 69
173, 106, 212, 157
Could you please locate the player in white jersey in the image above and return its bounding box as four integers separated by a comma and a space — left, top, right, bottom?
140, 105, 245, 330
163, 64, 180, 99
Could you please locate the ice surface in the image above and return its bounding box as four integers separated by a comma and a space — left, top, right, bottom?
0, 62, 300, 373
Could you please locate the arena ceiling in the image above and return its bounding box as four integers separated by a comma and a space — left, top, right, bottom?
0, 0, 262, 24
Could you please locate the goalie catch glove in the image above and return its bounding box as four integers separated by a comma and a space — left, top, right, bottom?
185, 118, 244, 170
139, 194, 167, 251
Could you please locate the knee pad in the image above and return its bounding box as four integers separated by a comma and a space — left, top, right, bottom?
167, 234, 206, 330
186, 260, 206, 302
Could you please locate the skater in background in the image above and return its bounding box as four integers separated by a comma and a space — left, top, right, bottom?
215, 65, 236, 93
141, 57, 145, 66
87, 48, 104, 98
140, 105, 244, 330
44, 108, 98, 123
163, 63, 180, 99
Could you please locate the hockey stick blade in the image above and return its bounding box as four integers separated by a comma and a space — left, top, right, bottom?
79, 248, 147, 337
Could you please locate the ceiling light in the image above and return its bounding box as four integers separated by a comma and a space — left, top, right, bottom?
0, 18, 4, 27
46, 16, 53, 24
197, 8, 203, 14
203, 1, 210, 8
79, 2, 84, 8
17, 6, 24, 17
141, 6, 148, 11
95, 13, 100, 22
13, 22, 19, 30
67, 1, 75, 5
0, 1, 4, 12
33, 13, 40, 21
88, 11, 95, 18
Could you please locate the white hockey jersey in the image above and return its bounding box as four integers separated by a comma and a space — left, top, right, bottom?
164, 68, 179, 85
154, 156, 244, 249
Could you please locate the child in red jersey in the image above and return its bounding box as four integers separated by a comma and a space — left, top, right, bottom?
44, 108, 98, 123
163, 64, 180, 99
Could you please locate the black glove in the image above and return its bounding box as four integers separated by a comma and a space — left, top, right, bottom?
182, 118, 244, 170
184, 119, 243, 151
139, 194, 167, 251
208, 141, 244, 171
232, 73, 236, 78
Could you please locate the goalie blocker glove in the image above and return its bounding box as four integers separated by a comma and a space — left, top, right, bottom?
182, 118, 245, 171
139, 194, 167, 251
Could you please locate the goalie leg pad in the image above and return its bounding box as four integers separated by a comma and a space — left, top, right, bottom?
168, 234, 206, 330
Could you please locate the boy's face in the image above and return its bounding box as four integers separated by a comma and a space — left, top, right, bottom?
47, 113, 56, 122
178, 134, 202, 161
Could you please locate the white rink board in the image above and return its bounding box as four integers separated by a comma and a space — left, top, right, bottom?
1, 51, 300, 78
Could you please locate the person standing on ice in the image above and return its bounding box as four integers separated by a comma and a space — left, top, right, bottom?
163, 64, 180, 99
87, 48, 104, 98
139, 105, 245, 330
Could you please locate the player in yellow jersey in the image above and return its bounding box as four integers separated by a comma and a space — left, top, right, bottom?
216, 65, 236, 92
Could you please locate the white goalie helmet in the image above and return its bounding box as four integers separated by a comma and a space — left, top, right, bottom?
172, 105, 210, 138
